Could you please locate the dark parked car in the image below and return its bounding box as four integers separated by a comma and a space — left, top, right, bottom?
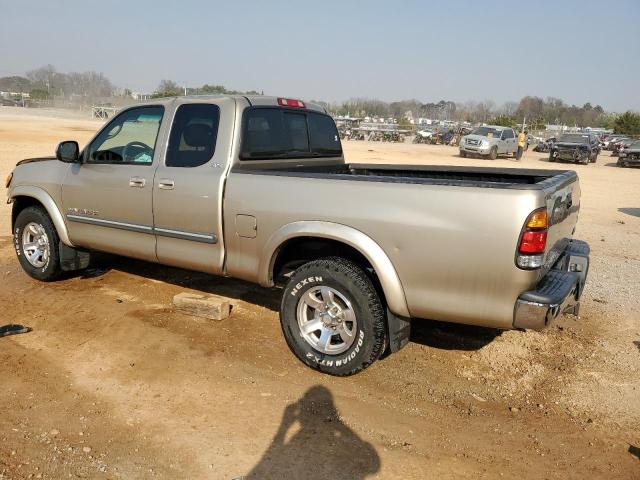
617, 140, 640, 167
549, 133, 600, 164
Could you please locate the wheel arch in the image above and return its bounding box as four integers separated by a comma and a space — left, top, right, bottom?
260, 221, 410, 318
10, 186, 73, 246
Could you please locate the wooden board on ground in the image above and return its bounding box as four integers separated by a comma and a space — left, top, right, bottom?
173, 292, 231, 321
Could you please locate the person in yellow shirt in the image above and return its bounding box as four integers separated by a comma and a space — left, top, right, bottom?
516, 130, 527, 160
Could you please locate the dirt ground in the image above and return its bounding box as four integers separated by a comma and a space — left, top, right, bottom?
0, 108, 639, 479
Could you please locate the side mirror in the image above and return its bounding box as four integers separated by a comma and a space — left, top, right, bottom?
56, 141, 80, 163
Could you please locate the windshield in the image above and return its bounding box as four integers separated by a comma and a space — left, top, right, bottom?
471, 127, 502, 138
558, 134, 589, 143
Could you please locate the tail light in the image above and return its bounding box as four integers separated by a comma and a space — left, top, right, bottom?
516, 208, 548, 269
278, 98, 305, 108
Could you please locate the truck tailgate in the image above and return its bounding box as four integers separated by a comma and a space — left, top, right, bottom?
539, 171, 581, 274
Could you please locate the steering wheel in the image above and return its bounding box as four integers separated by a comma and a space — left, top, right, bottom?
122, 141, 152, 163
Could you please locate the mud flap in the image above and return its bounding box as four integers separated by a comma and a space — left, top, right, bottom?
59, 243, 91, 271
387, 308, 411, 353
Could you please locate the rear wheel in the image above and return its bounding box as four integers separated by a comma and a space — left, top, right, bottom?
13, 206, 63, 281
280, 257, 386, 376
488, 146, 498, 160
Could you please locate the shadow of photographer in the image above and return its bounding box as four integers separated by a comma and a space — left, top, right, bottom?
243, 385, 380, 480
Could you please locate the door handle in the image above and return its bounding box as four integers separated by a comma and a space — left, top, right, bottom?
129, 176, 146, 188
158, 179, 175, 190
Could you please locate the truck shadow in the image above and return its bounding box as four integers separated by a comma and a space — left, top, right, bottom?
86, 253, 282, 311
618, 207, 640, 218
83, 254, 500, 351
241, 385, 380, 480
409, 320, 501, 351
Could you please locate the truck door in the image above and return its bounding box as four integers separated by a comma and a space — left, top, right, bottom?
498, 130, 507, 154
61, 105, 165, 262
152, 99, 235, 274
508, 129, 517, 153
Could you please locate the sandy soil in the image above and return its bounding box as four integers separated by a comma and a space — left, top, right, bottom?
0, 108, 639, 479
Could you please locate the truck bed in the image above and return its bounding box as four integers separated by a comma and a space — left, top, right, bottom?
236, 163, 577, 190
226, 161, 581, 328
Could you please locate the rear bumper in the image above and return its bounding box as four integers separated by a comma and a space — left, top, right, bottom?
513, 239, 590, 330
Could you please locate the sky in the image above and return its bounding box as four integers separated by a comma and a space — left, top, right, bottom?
1, 0, 639, 111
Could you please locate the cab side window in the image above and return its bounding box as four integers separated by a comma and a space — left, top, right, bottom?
503, 129, 514, 140
87, 106, 164, 165
166, 104, 220, 168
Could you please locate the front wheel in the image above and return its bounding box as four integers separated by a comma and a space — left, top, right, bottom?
459, 150, 467, 158
280, 257, 387, 376
488, 146, 498, 160
13, 206, 63, 281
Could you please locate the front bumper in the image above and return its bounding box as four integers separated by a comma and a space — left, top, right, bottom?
460, 144, 491, 155
553, 149, 589, 162
513, 239, 590, 330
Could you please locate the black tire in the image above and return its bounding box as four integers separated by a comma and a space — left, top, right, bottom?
459, 150, 467, 158
280, 257, 386, 376
13, 206, 63, 281
489, 146, 498, 160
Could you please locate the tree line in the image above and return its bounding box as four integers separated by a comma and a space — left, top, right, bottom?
324, 95, 640, 135
0, 64, 113, 100
1, 65, 639, 135
151, 79, 260, 98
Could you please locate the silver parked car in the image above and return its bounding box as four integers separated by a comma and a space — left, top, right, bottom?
459, 125, 518, 159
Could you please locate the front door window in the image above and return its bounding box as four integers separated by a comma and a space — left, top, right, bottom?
86, 106, 164, 165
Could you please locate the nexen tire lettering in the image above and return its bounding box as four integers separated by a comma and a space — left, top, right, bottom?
290, 276, 323, 296
13, 227, 21, 257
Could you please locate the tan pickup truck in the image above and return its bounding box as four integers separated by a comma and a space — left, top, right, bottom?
5, 96, 590, 375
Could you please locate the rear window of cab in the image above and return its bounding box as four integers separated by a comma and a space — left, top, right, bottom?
240, 107, 342, 160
